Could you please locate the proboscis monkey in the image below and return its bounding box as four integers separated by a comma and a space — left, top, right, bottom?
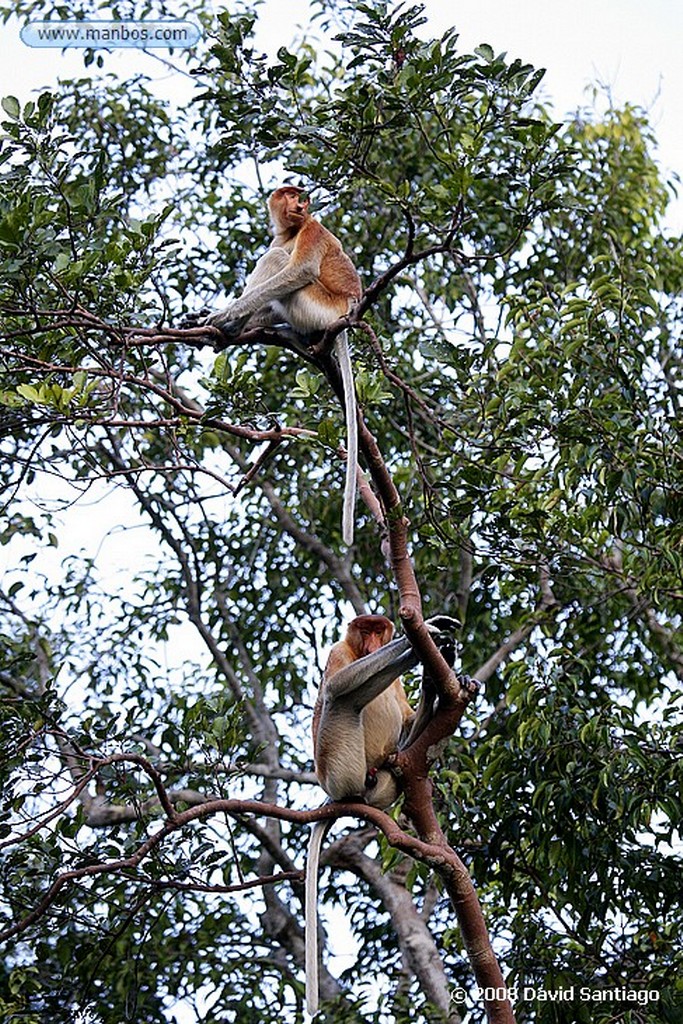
206, 186, 362, 546
305, 613, 459, 1017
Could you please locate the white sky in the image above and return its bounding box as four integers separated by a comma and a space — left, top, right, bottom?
1, 0, 681, 234
431, 0, 683, 230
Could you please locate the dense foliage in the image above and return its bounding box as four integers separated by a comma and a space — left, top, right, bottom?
0, 2, 681, 1022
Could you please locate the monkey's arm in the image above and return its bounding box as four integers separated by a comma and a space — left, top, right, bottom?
207, 250, 321, 329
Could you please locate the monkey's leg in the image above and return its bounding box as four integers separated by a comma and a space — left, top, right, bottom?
324, 637, 419, 710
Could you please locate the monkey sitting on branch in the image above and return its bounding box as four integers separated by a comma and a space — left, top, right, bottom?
305, 612, 472, 1017
206, 186, 362, 547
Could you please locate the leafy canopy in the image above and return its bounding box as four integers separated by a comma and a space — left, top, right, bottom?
0, 1, 681, 1023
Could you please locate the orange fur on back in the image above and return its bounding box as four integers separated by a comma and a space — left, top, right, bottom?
269, 187, 361, 320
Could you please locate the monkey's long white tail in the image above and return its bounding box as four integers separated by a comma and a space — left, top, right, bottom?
334, 332, 357, 547
305, 819, 331, 1018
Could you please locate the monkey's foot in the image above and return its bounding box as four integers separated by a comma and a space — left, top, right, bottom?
299, 329, 326, 347
204, 309, 249, 338
458, 674, 480, 698
179, 308, 212, 329
425, 614, 460, 638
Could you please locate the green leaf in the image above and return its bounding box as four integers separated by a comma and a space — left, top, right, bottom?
1, 95, 20, 119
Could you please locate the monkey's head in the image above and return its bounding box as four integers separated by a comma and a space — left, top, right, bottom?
269, 186, 310, 230
347, 614, 394, 657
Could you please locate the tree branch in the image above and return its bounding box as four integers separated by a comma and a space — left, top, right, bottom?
329, 833, 461, 1022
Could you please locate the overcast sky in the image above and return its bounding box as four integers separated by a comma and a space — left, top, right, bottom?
5, 0, 677, 581
2, 0, 681, 579
2, 0, 681, 231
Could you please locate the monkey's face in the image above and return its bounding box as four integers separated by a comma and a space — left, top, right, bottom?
269, 186, 309, 228
348, 614, 394, 657
361, 627, 387, 654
